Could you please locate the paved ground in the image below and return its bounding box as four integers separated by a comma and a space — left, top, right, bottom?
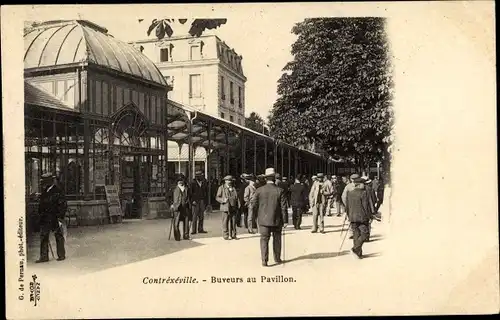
23, 200, 498, 316
27, 207, 369, 276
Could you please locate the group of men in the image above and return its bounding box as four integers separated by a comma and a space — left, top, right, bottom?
34, 167, 383, 265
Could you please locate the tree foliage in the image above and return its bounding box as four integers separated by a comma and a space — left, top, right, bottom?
147, 18, 227, 39
245, 112, 270, 135
268, 18, 394, 170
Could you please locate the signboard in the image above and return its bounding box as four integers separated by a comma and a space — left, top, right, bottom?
104, 185, 123, 220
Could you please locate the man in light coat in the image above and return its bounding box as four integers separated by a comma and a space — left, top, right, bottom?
308, 173, 333, 233
250, 168, 288, 267
216, 175, 241, 240
244, 174, 258, 233
342, 173, 360, 239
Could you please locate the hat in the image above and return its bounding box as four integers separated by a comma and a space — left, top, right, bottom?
40, 172, 55, 180
312, 175, 317, 180
317, 173, 325, 178
223, 175, 235, 181
350, 174, 360, 180
264, 168, 276, 177
176, 174, 186, 182
275, 173, 281, 179
195, 170, 204, 176
295, 174, 302, 181
241, 173, 251, 179
353, 177, 364, 183
282, 176, 288, 180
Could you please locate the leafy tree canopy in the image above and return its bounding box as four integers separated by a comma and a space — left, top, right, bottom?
147, 18, 227, 39
245, 112, 270, 135
268, 18, 394, 169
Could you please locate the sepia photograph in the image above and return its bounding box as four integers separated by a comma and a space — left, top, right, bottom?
3, 2, 498, 318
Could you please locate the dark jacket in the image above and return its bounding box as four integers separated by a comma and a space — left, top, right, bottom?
237, 180, 249, 205
172, 185, 191, 220
290, 182, 308, 208
38, 184, 67, 229
190, 179, 208, 202
346, 188, 374, 223
250, 182, 288, 227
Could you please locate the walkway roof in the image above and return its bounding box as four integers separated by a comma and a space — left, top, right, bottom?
165, 99, 324, 159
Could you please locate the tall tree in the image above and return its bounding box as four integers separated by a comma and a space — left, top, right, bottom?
245, 112, 270, 135
146, 18, 227, 39
268, 18, 394, 174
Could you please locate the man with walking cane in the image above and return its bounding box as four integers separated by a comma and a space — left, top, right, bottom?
36, 173, 67, 263
170, 175, 192, 241
250, 168, 288, 267
345, 176, 375, 259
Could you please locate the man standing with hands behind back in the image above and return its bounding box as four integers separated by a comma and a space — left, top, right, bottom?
250, 168, 288, 267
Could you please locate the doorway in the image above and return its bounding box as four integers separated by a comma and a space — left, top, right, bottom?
121, 154, 142, 219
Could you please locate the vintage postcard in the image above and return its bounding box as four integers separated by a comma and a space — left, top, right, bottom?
3, 2, 498, 318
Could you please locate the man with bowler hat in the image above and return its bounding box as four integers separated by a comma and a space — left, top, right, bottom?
216, 175, 241, 240
171, 175, 192, 241
36, 173, 67, 263
190, 170, 208, 234
250, 168, 288, 267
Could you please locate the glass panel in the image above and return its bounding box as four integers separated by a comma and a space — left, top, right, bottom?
138, 92, 144, 113
116, 86, 123, 111
132, 90, 139, 106
102, 81, 109, 115
95, 80, 102, 114
123, 88, 130, 105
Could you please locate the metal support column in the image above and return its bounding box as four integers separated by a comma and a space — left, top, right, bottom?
273, 142, 278, 170
253, 138, 257, 175
225, 129, 230, 175
83, 117, 90, 198
280, 145, 284, 177
206, 120, 212, 207
288, 148, 291, 179
241, 134, 246, 174
264, 140, 268, 169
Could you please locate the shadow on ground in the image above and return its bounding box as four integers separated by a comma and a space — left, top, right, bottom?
285, 250, 351, 263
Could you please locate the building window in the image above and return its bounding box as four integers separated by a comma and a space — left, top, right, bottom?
160, 48, 169, 62
230, 81, 234, 104
230, 115, 234, 122
189, 74, 202, 98
238, 86, 242, 108
220, 76, 225, 100
220, 112, 225, 119
190, 45, 200, 60
237, 118, 241, 125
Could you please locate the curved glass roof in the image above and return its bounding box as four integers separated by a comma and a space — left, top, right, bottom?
24, 20, 167, 86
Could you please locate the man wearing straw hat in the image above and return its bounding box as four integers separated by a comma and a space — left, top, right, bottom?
250, 168, 288, 267
216, 175, 241, 240
35, 173, 67, 263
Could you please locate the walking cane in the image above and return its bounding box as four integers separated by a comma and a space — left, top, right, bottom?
337, 214, 349, 257
48, 241, 55, 259
168, 207, 174, 240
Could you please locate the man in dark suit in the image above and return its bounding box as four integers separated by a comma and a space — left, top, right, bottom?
171, 175, 192, 241
190, 170, 208, 234
236, 174, 249, 228
289, 174, 308, 229
36, 173, 67, 263
345, 177, 375, 259
250, 168, 288, 267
